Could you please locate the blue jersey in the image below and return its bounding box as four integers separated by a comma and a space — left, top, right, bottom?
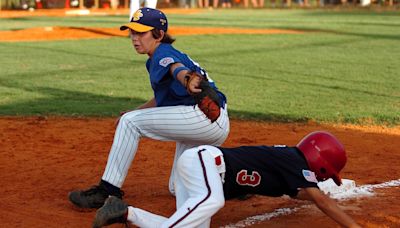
219, 145, 319, 200
146, 43, 226, 107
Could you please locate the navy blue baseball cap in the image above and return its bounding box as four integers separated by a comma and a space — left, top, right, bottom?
120, 8, 168, 32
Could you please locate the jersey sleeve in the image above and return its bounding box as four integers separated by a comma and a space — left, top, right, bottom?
275, 148, 320, 197
149, 52, 181, 84
284, 170, 319, 197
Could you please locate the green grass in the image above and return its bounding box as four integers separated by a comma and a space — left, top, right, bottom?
0, 9, 399, 125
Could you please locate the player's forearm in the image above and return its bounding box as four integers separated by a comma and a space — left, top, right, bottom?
302, 188, 360, 228
169, 63, 202, 94
170, 63, 190, 86
315, 197, 360, 228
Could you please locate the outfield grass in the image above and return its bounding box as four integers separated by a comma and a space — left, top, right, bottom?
0, 9, 399, 125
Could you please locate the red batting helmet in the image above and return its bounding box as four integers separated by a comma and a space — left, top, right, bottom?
296, 131, 347, 186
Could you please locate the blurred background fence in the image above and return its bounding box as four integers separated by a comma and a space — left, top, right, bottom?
0, 0, 397, 10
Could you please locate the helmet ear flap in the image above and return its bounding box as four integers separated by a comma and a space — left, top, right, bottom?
296, 131, 346, 186
320, 167, 327, 174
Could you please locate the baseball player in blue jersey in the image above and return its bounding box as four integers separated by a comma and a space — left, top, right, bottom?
68, 7, 230, 209
92, 131, 361, 228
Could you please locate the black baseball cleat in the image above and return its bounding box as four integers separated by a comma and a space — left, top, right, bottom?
68, 182, 124, 209
93, 196, 129, 228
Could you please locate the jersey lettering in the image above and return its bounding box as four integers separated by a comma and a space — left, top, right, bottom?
236, 169, 261, 187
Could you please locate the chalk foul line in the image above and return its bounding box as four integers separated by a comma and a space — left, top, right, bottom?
221, 178, 400, 228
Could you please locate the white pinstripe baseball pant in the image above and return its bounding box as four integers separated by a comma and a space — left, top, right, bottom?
125, 145, 226, 228
101, 104, 229, 193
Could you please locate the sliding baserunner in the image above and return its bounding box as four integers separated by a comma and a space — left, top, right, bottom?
93, 131, 360, 228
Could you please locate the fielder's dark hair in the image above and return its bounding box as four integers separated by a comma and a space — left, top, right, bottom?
151, 29, 175, 44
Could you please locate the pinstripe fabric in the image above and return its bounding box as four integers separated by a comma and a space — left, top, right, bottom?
102, 104, 229, 188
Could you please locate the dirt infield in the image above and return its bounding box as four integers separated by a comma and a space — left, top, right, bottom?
1, 9, 400, 227
0, 26, 304, 42
0, 117, 399, 227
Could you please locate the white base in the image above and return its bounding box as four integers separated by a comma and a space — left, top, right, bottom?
318, 179, 356, 195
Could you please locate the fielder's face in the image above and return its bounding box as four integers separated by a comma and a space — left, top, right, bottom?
129, 29, 160, 57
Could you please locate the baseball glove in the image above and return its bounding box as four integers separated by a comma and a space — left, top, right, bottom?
185, 71, 222, 123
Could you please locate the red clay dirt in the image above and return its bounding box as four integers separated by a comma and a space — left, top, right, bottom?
0, 26, 303, 42
1, 9, 400, 228
0, 117, 399, 228
0, 8, 303, 42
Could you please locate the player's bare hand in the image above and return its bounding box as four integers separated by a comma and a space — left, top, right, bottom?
185, 72, 202, 94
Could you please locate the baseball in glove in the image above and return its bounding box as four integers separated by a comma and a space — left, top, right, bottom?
184, 71, 222, 123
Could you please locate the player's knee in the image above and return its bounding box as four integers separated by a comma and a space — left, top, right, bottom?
119, 112, 141, 132
214, 197, 225, 210
207, 195, 225, 212
119, 114, 132, 126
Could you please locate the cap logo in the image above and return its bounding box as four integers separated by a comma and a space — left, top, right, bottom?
160, 18, 167, 25
133, 10, 143, 21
